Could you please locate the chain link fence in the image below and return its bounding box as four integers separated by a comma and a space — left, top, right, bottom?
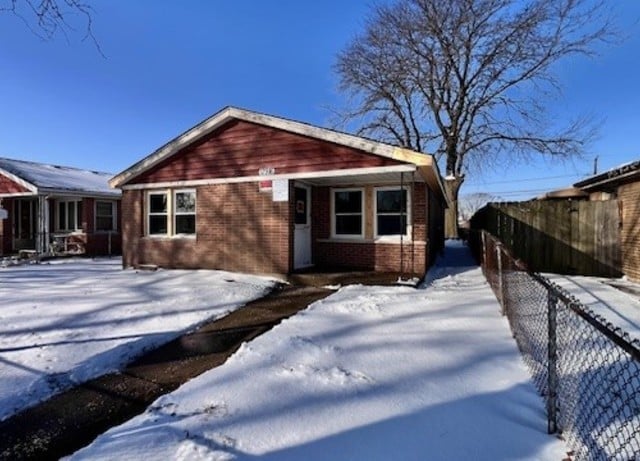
470, 230, 640, 461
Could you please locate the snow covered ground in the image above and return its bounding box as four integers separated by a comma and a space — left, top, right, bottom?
0, 258, 275, 421
545, 274, 640, 341
69, 242, 567, 461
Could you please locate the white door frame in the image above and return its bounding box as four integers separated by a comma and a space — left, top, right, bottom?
293, 183, 312, 269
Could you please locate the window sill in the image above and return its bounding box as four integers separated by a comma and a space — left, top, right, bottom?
373, 235, 412, 243
143, 234, 196, 240
318, 238, 425, 245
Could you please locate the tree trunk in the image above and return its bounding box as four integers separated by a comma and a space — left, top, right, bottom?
444, 177, 464, 239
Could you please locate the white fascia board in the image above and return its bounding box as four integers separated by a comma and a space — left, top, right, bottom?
0, 168, 37, 193
37, 188, 122, 199
577, 169, 640, 191
120, 164, 417, 191
0, 192, 37, 198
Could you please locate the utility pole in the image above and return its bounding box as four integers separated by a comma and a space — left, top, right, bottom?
593, 155, 599, 175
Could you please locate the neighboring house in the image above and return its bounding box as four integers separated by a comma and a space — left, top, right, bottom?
110, 106, 448, 277
575, 160, 640, 282
0, 158, 122, 257
535, 187, 588, 201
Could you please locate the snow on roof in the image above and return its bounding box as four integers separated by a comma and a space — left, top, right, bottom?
0, 157, 120, 197
574, 158, 640, 190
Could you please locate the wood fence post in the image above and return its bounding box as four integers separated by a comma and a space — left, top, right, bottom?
496, 242, 505, 314
481, 231, 487, 269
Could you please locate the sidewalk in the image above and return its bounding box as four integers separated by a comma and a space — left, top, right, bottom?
69, 241, 568, 461
546, 273, 640, 341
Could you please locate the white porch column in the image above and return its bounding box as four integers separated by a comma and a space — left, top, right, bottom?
36, 195, 49, 254
42, 196, 50, 254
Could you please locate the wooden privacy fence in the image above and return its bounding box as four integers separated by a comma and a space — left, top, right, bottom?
470, 200, 622, 277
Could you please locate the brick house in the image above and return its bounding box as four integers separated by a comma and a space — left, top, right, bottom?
574, 160, 640, 282
110, 107, 448, 277
0, 158, 122, 257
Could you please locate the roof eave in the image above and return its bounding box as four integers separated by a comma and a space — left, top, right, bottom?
574, 160, 640, 191
110, 106, 442, 190
411, 156, 449, 208
38, 188, 122, 198
0, 168, 37, 194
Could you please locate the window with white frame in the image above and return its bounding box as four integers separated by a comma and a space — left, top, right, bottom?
95, 200, 117, 232
147, 190, 196, 237
57, 199, 83, 232
375, 187, 409, 238
148, 192, 168, 235
332, 189, 363, 238
174, 190, 196, 235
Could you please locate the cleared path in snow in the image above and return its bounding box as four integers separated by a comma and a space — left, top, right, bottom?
69, 241, 568, 461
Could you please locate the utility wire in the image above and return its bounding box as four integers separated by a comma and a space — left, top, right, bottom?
465, 173, 586, 186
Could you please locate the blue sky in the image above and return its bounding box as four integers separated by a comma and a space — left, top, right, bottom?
1, 1, 639, 201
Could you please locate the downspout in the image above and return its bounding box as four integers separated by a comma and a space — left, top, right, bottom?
36, 195, 46, 254
411, 171, 415, 277
43, 196, 50, 255
400, 172, 404, 279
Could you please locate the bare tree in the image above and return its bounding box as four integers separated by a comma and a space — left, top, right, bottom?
1, 0, 100, 51
459, 192, 500, 223
335, 0, 615, 237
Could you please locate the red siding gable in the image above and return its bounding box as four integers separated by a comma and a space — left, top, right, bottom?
129, 120, 404, 185
0, 174, 30, 194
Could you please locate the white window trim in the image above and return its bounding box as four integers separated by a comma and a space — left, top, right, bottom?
56, 198, 83, 233
331, 187, 365, 239
173, 189, 196, 237
147, 190, 169, 237
95, 200, 117, 233
373, 186, 412, 241
146, 189, 197, 238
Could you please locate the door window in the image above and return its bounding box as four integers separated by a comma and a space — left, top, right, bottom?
294, 187, 308, 225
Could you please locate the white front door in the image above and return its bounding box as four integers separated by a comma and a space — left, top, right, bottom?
294, 184, 312, 269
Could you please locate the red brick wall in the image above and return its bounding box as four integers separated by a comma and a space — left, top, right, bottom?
412, 182, 427, 242
122, 179, 442, 276
0, 198, 13, 255
122, 183, 291, 274
316, 240, 427, 275
312, 186, 330, 242
0, 174, 30, 194
312, 182, 429, 276
82, 198, 94, 233
122, 190, 143, 267
619, 181, 640, 281
426, 186, 445, 266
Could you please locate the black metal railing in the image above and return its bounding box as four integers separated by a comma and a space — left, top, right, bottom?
470, 230, 640, 461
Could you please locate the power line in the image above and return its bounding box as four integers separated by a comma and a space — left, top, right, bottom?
465, 172, 587, 186
480, 188, 551, 195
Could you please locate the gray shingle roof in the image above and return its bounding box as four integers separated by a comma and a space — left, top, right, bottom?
0, 157, 120, 197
